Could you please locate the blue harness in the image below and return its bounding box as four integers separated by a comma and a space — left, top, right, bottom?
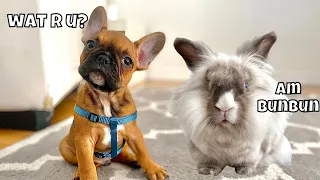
74, 105, 137, 158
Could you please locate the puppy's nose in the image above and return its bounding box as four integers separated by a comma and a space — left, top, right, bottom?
96, 54, 112, 65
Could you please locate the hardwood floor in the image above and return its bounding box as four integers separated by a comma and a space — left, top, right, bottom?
0, 82, 319, 150
301, 85, 320, 95
50, 91, 77, 125
0, 129, 33, 149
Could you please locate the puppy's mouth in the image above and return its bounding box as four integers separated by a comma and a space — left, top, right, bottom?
78, 50, 121, 92
85, 71, 120, 92
89, 72, 105, 86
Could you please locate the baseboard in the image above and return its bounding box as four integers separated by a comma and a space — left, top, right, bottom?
0, 110, 52, 131
0, 85, 79, 131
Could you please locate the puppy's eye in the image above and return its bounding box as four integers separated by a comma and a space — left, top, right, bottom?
122, 56, 133, 67
86, 40, 96, 50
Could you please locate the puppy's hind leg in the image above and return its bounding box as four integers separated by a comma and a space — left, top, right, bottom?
188, 140, 225, 176
60, 135, 82, 180
59, 135, 78, 165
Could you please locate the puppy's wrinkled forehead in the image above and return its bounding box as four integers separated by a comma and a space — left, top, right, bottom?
80, 30, 137, 65
97, 30, 135, 56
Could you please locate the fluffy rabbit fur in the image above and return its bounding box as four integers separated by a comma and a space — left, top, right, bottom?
167, 32, 292, 176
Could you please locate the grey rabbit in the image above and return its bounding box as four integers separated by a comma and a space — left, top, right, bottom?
167, 32, 292, 176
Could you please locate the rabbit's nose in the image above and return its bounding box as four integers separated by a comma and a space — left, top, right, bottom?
215, 91, 235, 112
218, 107, 233, 112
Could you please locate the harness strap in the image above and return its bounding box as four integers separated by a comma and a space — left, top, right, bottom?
110, 119, 118, 158
74, 105, 137, 158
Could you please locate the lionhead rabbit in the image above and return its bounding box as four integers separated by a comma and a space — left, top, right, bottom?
167, 32, 292, 176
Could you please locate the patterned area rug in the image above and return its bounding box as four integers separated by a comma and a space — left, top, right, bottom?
0, 87, 319, 180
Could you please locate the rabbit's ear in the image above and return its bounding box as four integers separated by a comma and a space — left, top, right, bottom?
174, 38, 213, 71
236, 32, 277, 61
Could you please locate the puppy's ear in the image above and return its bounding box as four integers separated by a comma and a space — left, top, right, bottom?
236, 31, 277, 61
82, 6, 108, 43
174, 38, 211, 71
134, 32, 166, 71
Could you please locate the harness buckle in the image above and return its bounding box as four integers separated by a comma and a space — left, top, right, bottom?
88, 113, 98, 122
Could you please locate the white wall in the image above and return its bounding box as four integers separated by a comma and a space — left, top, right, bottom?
115, 18, 148, 85
38, 0, 108, 107
114, 0, 155, 84
115, 0, 320, 85
0, 1, 45, 110
144, 0, 252, 81
0, 0, 108, 111
245, 0, 320, 85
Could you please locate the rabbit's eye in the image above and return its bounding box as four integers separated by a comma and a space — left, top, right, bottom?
244, 83, 248, 89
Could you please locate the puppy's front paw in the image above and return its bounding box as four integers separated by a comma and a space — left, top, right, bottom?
143, 163, 168, 180
235, 166, 255, 175
73, 169, 80, 180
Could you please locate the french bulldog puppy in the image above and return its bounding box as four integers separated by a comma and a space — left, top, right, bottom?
59, 6, 168, 180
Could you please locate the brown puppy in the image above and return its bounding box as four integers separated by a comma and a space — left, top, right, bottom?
59, 6, 167, 180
